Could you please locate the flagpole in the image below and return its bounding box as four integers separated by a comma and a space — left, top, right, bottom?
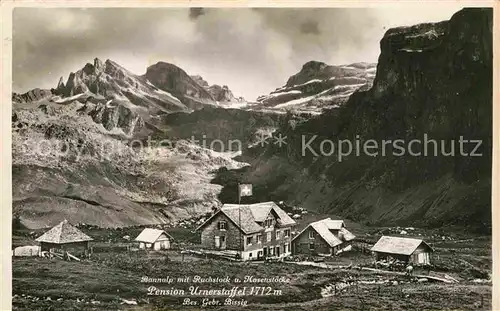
238, 183, 242, 259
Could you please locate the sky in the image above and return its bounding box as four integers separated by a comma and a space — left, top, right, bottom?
13, 6, 463, 101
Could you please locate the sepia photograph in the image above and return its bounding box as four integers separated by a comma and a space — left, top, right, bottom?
4, 2, 496, 310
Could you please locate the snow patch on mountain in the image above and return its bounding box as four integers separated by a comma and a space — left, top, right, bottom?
251, 61, 377, 114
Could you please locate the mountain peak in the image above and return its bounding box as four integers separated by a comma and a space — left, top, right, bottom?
147, 61, 184, 73
57, 76, 65, 89
94, 58, 104, 71
104, 59, 124, 70
145, 61, 215, 103
301, 60, 328, 71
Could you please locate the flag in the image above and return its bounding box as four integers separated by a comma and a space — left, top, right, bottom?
239, 184, 253, 197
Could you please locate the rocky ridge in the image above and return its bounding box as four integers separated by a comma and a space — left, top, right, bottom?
254, 62, 376, 114
190, 75, 244, 103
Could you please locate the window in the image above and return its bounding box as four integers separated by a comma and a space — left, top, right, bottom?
249, 252, 253, 258
246, 236, 253, 245
276, 230, 281, 240
215, 236, 220, 248
284, 243, 289, 253
308, 230, 315, 239
284, 229, 291, 238
264, 218, 273, 227
266, 232, 272, 242
218, 221, 227, 230
256, 234, 262, 244
309, 243, 315, 250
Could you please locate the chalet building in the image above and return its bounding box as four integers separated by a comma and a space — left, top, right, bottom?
35, 219, 93, 256
196, 202, 296, 260
135, 228, 173, 250
292, 218, 355, 256
371, 236, 433, 265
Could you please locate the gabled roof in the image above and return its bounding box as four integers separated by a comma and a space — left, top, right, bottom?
320, 219, 345, 230
220, 205, 264, 234
224, 202, 273, 223
293, 218, 354, 248
35, 220, 93, 244
311, 221, 343, 247
270, 204, 296, 227
371, 236, 433, 256
196, 201, 296, 234
135, 228, 172, 243
339, 227, 356, 242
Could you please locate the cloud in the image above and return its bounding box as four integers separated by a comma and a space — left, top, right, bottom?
13, 6, 463, 101
300, 20, 320, 35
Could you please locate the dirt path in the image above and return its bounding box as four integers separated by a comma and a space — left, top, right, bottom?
286, 261, 457, 283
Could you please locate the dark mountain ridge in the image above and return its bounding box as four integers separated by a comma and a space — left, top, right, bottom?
214, 8, 492, 233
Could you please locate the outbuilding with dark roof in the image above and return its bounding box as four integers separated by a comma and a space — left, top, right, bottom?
371, 236, 433, 265
35, 219, 93, 256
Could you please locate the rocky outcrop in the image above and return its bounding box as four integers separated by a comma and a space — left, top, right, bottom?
334, 8, 492, 144
285, 61, 374, 87
157, 106, 283, 151
144, 62, 215, 109
56, 77, 65, 90
190, 75, 243, 103
254, 61, 376, 114
190, 75, 209, 88
208, 84, 237, 102
12, 88, 53, 104
57, 58, 144, 99
87, 102, 144, 136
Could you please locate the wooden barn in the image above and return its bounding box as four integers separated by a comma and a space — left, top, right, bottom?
371, 236, 433, 265
35, 220, 93, 256
292, 218, 355, 256
135, 228, 172, 250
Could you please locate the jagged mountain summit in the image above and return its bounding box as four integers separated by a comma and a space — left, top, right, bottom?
254, 61, 376, 114
14, 58, 244, 114
191, 75, 245, 103
11, 58, 247, 136
52, 58, 188, 114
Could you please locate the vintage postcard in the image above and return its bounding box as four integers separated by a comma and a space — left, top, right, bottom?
1, 1, 498, 310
